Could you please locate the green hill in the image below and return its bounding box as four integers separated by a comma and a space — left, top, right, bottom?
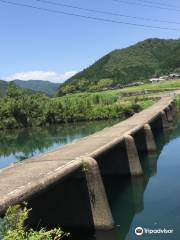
0, 80, 60, 97
0, 80, 41, 97
13, 80, 60, 96
0, 80, 8, 97
58, 38, 180, 95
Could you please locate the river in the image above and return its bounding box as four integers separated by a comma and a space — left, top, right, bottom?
0, 120, 118, 169
1, 119, 180, 240
68, 119, 180, 240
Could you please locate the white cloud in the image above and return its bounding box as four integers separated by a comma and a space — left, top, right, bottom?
5, 70, 77, 83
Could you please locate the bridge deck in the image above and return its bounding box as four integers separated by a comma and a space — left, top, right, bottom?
0, 97, 173, 211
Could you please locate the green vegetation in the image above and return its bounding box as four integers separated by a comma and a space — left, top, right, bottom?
0, 83, 49, 129
117, 79, 180, 93
85, 79, 180, 98
0, 80, 39, 97
58, 38, 180, 95
3, 78, 180, 131
14, 80, 60, 96
0, 83, 154, 130
176, 95, 180, 108
1, 78, 180, 131
0, 80, 60, 97
0, 80, 8, 97
0, 204, 68, 240
51, 93, 145, 122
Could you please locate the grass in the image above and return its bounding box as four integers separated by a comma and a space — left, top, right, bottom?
118, 80, 180, 93
176, 95, 180, 108
51, 90, 155, 122
51, 80, 180, 123
58, 79, 180, 99
2, 79, 179, 130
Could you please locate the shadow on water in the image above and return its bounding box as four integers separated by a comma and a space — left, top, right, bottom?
60, 120, 179, 240
1, 117, 179, 240
93, 122, 177, 240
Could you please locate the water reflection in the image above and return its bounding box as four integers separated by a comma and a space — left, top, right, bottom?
63, 122, 175, 240
94, 125, 174, 240
1, 118, 180, 240
0, 120, 118, 168
96, 229, 119, 240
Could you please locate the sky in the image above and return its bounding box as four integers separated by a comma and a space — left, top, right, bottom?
0, 0, 180, 83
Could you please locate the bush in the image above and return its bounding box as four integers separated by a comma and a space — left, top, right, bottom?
0, 204, 69, 240
0, 83, 154, 130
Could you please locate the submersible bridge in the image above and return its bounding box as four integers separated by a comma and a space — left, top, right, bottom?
0, 96, 177, 230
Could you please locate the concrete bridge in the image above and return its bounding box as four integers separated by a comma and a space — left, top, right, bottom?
0, 96, 177, 231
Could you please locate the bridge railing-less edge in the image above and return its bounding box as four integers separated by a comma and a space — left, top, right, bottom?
0, 97, 177, 231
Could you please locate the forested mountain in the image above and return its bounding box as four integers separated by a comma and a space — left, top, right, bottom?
0, 80, 8, 97
0, 79, 60, 97
13, 80, 60, 96
58, 38, 180, 95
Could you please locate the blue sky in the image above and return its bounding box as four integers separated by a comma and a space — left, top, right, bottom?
0, 0, 180, 82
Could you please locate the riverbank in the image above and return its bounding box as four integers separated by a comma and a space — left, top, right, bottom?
0, 84, 154, 130
1, 80, 180, 131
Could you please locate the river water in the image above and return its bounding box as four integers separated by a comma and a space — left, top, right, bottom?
0, 120, 118, 169
84, 119, 180, 240
68, 119, 180, 240
1, 119, 180, 240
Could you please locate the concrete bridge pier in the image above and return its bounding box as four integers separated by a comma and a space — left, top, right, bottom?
82, 157, 114, 231
145, 154, 158, 178
131, 176, 145, 213
171, 101, 177, 117
124, 135, 143, 176
144, 124, 157, 153
160, 110, 169, 129
165, 107, 173, 122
